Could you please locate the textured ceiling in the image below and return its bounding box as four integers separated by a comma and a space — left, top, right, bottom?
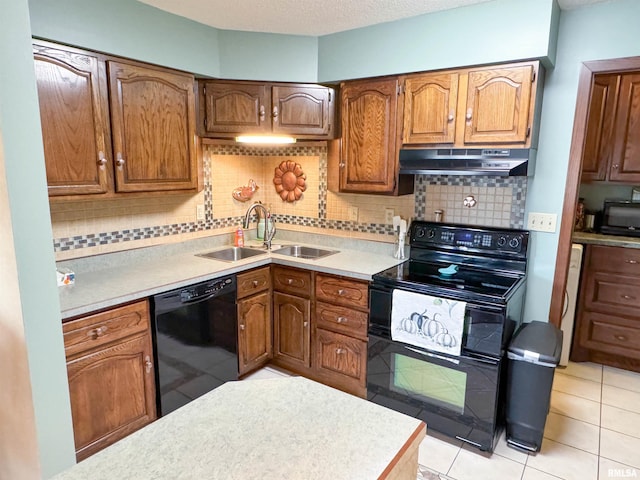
138, 0, 613, 36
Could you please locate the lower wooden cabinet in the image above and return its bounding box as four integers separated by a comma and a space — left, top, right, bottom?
63, 300, 156, 461
273, 291, 311, 371
572, 245, 640, 372
237, 267, 272, 376
314, 328, 367, 397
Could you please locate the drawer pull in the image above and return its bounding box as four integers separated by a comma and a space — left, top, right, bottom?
625, 259, 639, 264
87, 326, 108, 339
239, 324, 246, 331
287, 278, 293, 285
621, 295, 636, 300
252, 280, 259, 287
336, 316, 347, 323
337, 289, 345, 296
145, 355, 153, 374
615, 335, 628, 342
335, 348, 346, 354
303, 321, 308, 328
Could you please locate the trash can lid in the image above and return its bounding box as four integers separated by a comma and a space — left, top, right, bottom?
507, 320, 563, 366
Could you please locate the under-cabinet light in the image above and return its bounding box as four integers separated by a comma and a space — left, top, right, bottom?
235, 135, 297, 144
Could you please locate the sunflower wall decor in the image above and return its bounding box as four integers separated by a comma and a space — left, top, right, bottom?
273, 160, 306, 202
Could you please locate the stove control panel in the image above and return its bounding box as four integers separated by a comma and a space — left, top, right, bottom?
411, 223, 528, 255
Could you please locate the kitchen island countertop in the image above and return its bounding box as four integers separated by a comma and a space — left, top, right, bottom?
51, 376, 426, 480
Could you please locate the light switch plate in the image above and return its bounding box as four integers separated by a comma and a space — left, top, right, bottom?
384, 208, 394, 224
348, 206, 359, 222
527, 212, 557, 233
196, 204, 205, 221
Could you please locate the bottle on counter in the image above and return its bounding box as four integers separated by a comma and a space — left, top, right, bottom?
234, 226, 245, 247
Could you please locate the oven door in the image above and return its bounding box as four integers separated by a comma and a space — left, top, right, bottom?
367, 332, 502, 452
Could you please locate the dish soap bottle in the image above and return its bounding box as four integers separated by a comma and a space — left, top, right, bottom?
234, 226, 244, 247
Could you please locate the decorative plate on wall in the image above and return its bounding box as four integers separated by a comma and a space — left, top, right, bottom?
273, 160, 306, 202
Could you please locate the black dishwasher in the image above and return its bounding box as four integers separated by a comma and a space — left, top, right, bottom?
152, 276, 237, 416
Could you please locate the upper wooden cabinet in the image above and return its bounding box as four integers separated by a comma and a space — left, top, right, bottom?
402, 61, 542, 148
33, 41, 199, 199
336, 77, 413, 195
198, 80, 336, 139
581, 72, 640, 183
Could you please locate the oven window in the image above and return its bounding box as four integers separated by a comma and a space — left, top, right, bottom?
391, 353, 467, 414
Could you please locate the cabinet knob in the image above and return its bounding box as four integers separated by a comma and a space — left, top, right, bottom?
339, 163, 345, 168
615, 334, 628, 342
272, 106, 279, 120
625, 259, 638, 264
612, 164, 619, 169
239, 324, 246, 331
87, 325, 108, 339
303, 321, 308, 328
287, 278, 293, 285
116, 153, 125, 168
335, 348, 345, 354
448, 110, 454, 122
97, 151, 107, 167
144, 355, 153, 374
252, 280, 259, 287
259, 105, 265, 121
336, 316, 348, 323
337, 289, 345, 296
622, 294, 636, 300
465, 108, 473, 121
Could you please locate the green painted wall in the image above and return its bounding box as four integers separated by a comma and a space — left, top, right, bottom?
317, 0, 557, 82
0, 0, 75, 477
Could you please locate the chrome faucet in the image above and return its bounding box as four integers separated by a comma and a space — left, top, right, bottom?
243, 202, 277, 250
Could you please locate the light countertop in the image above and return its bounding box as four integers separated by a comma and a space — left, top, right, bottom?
52, 376, 425, 480
58, 236, 406, 319
572, 231, 640, 249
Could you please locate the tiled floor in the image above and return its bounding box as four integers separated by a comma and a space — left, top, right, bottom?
244, 362, 640, 480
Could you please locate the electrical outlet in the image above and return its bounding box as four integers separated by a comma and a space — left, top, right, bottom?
348, 206, 359, 222
527, 212, 557, 233
384, 208, 394, 224
196, 204, 205, 221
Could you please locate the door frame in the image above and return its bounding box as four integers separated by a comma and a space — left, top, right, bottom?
550, 56, 640, 326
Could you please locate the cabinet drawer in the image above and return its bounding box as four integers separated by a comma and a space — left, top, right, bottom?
579, 311, 640, 359
237, 266, 271, 299
63, 300, 150, 358
584, 272, 640, 315
272, 266, 312, 297
315, 301, 368, 339
315, 274, 369, 310
589, 245, 640, 276
314, 328, 367, 396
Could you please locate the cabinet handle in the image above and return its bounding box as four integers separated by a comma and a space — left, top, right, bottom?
303, 321, 308, 328
252, 280, 259, 287
87, 326, 108, 339
615, 334, 628, 342
622, 294, 636, 300
259, 105, 265, 121
339, 163, 345, 168
466, 108, 473, 121
239, 324, 246, 331
336, 316, 347, 323
625, 259, 638, 264
287, 278, 293, 285
337, 289, 345, 296
116, 153, 125, 168
448, 110, 454, 122
272, 106, 279, 120
335, 348, 345, 354
97, 151, 107, 167
144, 355, 153, 374
612, 164, 619, 169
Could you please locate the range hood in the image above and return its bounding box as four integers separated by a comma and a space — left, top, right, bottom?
399, 148, 536, 176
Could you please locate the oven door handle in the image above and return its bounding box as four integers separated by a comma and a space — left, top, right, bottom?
404, 346, 499, 366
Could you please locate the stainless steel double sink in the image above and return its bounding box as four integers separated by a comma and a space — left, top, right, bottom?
197, 245, 338, 262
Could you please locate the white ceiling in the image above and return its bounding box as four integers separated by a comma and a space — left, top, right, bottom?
138, 0, 612, 36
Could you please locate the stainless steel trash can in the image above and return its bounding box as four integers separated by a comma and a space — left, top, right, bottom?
505, 320, 563, 454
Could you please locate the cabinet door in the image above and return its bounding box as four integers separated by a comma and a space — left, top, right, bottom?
238, 291, 273, 376
609, 73, 640, 182
314, 328, 367, 397
273, 291, 310, 370
340, 78, 399, 194
403, 73, 459, 145
33, 43, 112, 196
464, 65, 533, 145
66, 333, 156, 461
581, 74, 620, 182
200, 81, 271, 135
108, 61, 198, 192
272, 85, 333, 136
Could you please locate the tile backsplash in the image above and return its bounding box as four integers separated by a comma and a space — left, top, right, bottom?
51, 143, 527, 260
